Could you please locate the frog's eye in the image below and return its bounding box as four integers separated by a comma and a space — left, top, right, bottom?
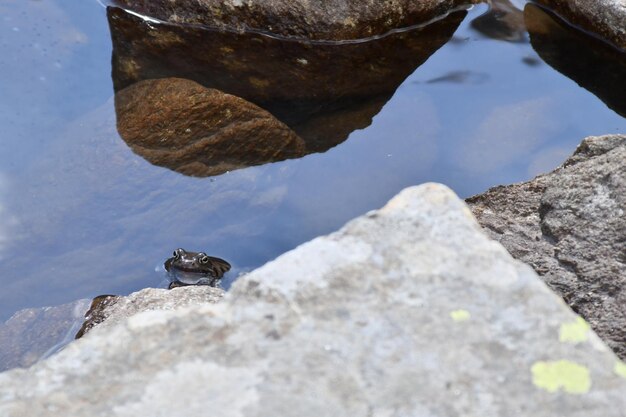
173, 248, 184, 259
200, 255, 210, 264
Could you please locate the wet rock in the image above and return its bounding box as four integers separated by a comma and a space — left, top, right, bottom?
525, 4, 626, 118
533, 0, 626, 50
108, 6, 466, 154
467, 135, 626, 359
115, 78, 305, 177
1, 183, 625, 415
108, 0, 475, 41
76, 286, 224, 338
74, 295, 119, 339
0, 299, 90, 372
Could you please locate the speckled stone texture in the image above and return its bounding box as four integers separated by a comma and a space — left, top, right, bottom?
77, 286, 225, 337
468, 135, 626, 360
109, 0, 477, 40
534, 0, 626, 50
0, 183, 624, 416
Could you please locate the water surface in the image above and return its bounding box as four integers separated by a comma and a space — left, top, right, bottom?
0, 0, 624, 324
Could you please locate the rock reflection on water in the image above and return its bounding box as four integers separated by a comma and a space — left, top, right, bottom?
108, 6, 467, 176
115, 78, 306, 177
424, 70, 489, 85
525, 4, 626, 118
470, 0, 526, 43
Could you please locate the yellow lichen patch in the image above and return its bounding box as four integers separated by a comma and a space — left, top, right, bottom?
450, 309, 471, 322
559, 316, 590, 344
614, 361, 626, 379
531, 360, 591, 394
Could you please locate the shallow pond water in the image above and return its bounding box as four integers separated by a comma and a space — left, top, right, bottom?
0, 0, 624, 330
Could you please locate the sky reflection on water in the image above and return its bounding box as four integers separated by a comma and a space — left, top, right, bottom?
0, 0, 624, 321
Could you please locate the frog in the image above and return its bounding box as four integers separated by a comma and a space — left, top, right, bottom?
164, 248, 231, 289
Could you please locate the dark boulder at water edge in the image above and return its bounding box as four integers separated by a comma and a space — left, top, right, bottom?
107, 0, 477, 40
533, 0, 626, 51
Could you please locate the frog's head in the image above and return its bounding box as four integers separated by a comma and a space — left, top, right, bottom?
164, 248, 231, 285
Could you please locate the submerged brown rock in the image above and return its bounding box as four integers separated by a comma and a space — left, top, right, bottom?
115, 78, 306, 177
109, 6, 466, 158
107, 0, 475, 41
467, 135, 626, 360
525, 4, 626, 118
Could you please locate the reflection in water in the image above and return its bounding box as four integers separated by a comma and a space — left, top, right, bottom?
115, 78, 305, 177
525, 4, 626, 118
3, 0, 626, 371
521, 55, 542, 67
0, 174, 19, 261
424, 70, 489, 84
0, 299, 90, 371
454, 97, 560, 173
470, 0, 526, 42
108, 6, 467, 174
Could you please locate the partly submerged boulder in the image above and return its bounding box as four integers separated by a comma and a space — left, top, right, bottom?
467, 135, 626, 360
108, 6, 467, 154
108, 0, 476, 41
0, 183, 624, 415
533, 0, 626, 50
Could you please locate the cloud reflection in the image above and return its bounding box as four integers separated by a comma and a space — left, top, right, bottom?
0, 174, 18, 261
454, 97, 560, 174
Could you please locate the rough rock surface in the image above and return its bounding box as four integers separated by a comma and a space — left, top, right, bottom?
76, 286, 224, 338
534, 0, 626, 50
467, 135, 626, 359
0, 300, 90, 372
1, 183, 625, 416
109, 0, 476, 40
115, 78, 305, 177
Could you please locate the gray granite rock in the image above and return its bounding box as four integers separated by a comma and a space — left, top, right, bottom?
77, 286, 225, 337
467, 135, 626, 360
534, 0, 626, 50
0, 183, 625, 416
109, 0, 477, 40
